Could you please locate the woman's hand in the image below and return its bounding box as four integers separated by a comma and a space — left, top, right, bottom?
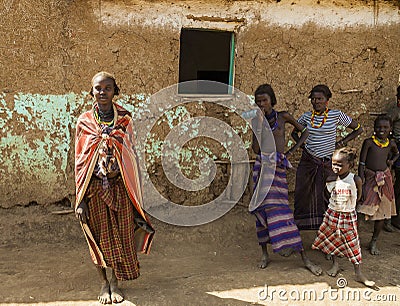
359, 174, 365, 185
75, 200, 89, 224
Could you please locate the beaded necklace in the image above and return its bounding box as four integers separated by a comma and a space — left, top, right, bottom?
310, 108, 329, 128
266, 109, 278, 131
372, 135, 389, 148
94, 106, 114, 126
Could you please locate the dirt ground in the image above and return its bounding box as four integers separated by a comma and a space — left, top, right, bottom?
1, 194, 400, 306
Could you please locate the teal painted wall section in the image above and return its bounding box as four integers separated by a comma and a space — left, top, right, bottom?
0, 92, 253, 207
0, 92, 85, 207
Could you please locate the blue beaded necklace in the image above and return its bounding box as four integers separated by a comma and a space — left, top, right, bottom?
266, 109, 278, 131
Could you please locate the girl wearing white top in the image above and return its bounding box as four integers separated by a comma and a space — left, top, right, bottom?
312, 147, 376, 289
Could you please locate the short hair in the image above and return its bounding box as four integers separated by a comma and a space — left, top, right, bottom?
89, 71, 120, 96
374, 114, 392, 128
308, 84, 332, 99
334, 147, 357, 167
254, 84, 277, 106
396, 85, 400, 98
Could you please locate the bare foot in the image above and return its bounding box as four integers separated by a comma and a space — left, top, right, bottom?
98, 282, 111, 305
327, 261, 340, 277
110, 280, 124, 304
278, 248, 294, 257
258, 255, 270, 269
368, 239, 380, 255
355, 273, 380, 291
303, 258, 322, 276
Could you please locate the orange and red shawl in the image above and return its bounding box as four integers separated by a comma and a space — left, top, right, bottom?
75, 103, 154, 266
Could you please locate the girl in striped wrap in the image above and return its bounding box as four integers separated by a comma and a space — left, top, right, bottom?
250, 84, 322, 276
75, 72, 154, 304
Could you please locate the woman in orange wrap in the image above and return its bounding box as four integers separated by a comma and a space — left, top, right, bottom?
75, 72, 154, 304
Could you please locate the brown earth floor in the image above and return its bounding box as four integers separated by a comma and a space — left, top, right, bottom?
1, 195, 400, 306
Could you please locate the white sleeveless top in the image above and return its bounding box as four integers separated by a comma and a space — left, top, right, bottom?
326, 173, 357, 212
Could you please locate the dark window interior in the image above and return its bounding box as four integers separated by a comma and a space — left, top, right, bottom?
179, 29, 233, 94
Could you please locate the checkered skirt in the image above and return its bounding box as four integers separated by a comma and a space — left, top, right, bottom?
312, 208, 362, 264
87, 176, 140, 280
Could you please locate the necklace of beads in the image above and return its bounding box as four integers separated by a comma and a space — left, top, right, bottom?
372, 135, 389, 148
310, 108, 329, 128
266, 109, 278, 131
94, 106, 114, 126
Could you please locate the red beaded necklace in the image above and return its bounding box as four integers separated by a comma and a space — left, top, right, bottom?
310, 108, 329, 128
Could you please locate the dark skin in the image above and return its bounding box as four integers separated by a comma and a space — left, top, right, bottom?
251, 93, 322, 276
252, 93, 309, 156
75, 75, 124, 305
358, 119, 399, 256
291, 91, 363, 147
92, 76, 115, 113
358, 122, 399, 175
323, 153, 377, 288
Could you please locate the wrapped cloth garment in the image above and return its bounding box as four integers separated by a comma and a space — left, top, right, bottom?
357, 167, 396, 221
250, 152, 303, 253
75, 103, 154, 279
86, 176, 140, 280
294, 149, 334, 230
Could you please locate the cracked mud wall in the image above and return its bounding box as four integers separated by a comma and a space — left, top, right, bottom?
235, 21, 400, 190
0, 0, 399, 207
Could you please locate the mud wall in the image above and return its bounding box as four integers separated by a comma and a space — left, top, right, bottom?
0, 0, 399, 207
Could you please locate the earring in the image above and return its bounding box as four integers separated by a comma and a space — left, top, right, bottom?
373, 131, 376, 135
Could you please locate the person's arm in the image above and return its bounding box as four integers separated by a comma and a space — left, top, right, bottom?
252, 132, 260, 155
74, 116, 89, 224
387, 140, 400, 168
336, 119, 363, 148
283, 112, 309, 157
325, 175, 337, 196
291, 127, 301, 144
358, 139, 370, 183
251, 110, 264, 155
75, 196, 90, 223
354, 175, 363, 202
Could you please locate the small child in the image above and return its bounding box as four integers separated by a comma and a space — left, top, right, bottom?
312, 147, 376, 288
357, 115, 399, 255
249, 84, 322, 276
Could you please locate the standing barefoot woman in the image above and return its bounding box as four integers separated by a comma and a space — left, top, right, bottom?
75, 72, 154, 304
